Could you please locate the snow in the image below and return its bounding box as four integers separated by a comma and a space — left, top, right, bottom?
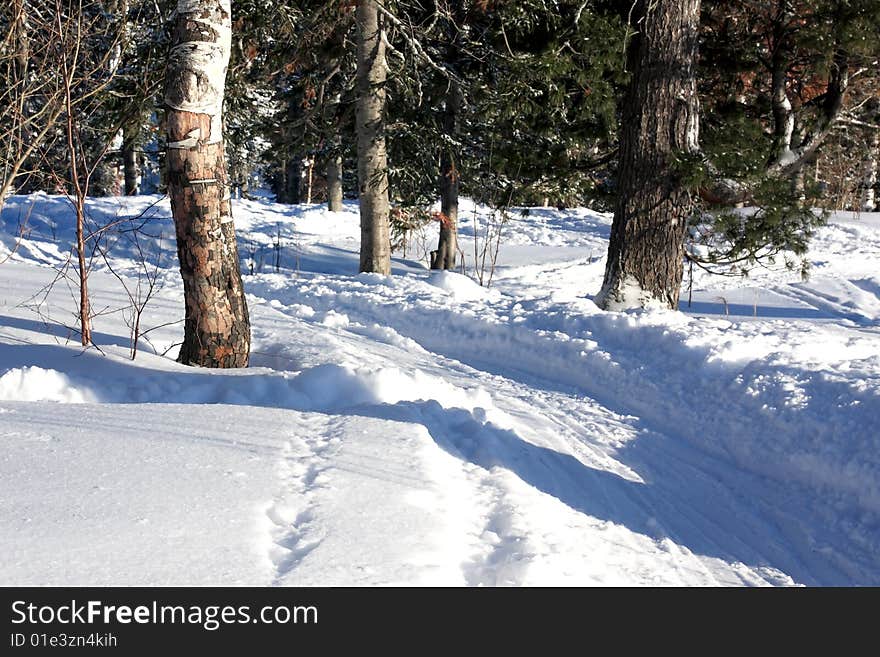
427, 270, 499, 301
1, 192, 879, 586
0, 366, 93, 404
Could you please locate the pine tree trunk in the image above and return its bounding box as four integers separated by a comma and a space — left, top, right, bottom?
122, 123, 139, 195
164, 0, 250, 367
327, 148, 343, 212
596, 0, 700, 311
355, 0, 391, 274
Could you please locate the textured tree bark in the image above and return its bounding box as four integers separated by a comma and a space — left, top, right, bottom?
355, 0, 391, 274
596, 0, 700, 311
164, 0, 250, 367
326, 147, 344, 212
122, 123, 139, 195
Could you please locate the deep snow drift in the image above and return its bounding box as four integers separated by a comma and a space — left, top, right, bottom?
0, 192, 878, 586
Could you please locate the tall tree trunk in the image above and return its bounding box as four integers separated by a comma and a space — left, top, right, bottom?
596, 0, 700, 311
122, 122, 139, 195
355, 0, 391, 274
164, 0, 250, 367
327, 145, 344, 212
431, 1, 464, 271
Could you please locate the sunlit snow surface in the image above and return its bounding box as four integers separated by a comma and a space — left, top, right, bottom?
1, 193, 878, 586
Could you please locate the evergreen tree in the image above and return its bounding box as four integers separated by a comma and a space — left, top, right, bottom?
691, 0, 880, 275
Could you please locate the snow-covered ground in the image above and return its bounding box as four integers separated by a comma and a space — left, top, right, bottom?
1, 192, 878, 586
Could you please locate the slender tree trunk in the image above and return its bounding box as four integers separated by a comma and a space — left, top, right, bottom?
12, 0, 28, 79
164, 0, 250, 367
67, 108, 91, 347
122, 122, 139, 195
355, 0, 391, 274
432, 81, 461, 270
305, 157, 314, 204
596, 0, 701, 311
769, 2, 794, 166
285, 154, 302, 204
864, 131, 878, 212
275, 157, 288, 202
59, 14, 92, 347
790, 124, 806, 200
327, 146, 344, 212
770, 56, 794, 163
2, 0, 29, 197
432, 1, 464, 271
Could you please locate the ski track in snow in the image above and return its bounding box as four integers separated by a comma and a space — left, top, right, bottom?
242, 289, 868, 585
1, 194, 879, 585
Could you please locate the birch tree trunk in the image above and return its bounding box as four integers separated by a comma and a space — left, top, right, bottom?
355, 0, 391, 274
164, 0, 250, 367
595, 0, 700, 311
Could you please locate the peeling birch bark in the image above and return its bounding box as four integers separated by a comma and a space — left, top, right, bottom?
164, 0, 250, 367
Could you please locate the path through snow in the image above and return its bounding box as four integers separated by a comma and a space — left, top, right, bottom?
0, 195, 878, 585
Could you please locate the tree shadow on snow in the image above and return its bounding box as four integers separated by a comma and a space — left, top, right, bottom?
347, 399, 879, 587
0, 314, 146, 354
681, 301, 833, 321
2, 313, 877, 586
